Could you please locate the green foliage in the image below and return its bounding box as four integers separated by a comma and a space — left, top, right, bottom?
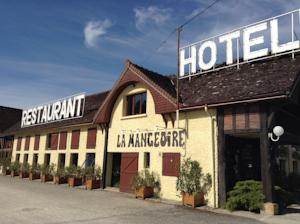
225, 180, 265, 212
10, 161, 21, 172
132, 169, 159, 189
30, 164, 40, 174
65, 165, 83, 178
176, 158, 212, 195
20, 162, 30, 173
0, 158, 11, 170
40, 163, 55, 175
53, 167, 67, 177
84, 166, 102, 180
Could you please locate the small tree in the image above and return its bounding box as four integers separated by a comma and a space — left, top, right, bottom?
176, 158, 212, 195
84, 166, 102, 180
10, 161, 21, 173
40, 163, 55, 175
20, 162, 30, 173
132, 169, 159, 189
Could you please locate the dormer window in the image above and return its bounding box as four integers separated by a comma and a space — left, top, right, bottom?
126, 92, 147, 116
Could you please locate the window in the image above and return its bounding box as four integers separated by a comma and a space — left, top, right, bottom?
70, 153, 78, 166
25, 136, 30, 150
279, 159, 287, 175
23, 154, 29, 163
144, 152, 150, 168
34, 135, 40, 151
87, 128, 97, 149
32, 154, 38, 166
293, 161, 298, 174
16, 137, 22, 151
16, 154, 20, 162
71, 130, 80, 149
44, 154, 51, 166
47, 133, 58, 150
126, 92, 147, 116
58, 154, 66, 168
59, 132, 67, 150
162, 153, 180, 177
85, 153, 95, 168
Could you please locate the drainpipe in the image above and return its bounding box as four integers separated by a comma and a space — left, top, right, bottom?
204, 105, 217, 208
102, 124, 109, 189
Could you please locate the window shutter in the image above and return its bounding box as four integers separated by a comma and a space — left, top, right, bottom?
87, 128, 97, 149
59, 132, 67, 149
25, 136, 30, 151
162, 153, 180, 177
17, 137, 22, 151
71, 130, 80, 149
50, 133, 58, 150
34, 135, 40, 151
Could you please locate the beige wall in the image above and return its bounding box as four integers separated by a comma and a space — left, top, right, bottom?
10, 83, 219, 208
107, 83, 218, 207
11, 124, 105, 170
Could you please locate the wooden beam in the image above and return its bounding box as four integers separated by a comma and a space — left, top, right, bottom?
260, 105, 274, 202
217, 108, 226, 207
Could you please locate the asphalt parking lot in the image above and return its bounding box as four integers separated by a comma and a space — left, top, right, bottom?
0, 175, 263, 224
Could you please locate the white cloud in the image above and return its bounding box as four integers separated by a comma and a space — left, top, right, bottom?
134, 6, 172, 31
84, 19, 112, 48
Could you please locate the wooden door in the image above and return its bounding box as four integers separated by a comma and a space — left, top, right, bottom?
120, 153, 138, 193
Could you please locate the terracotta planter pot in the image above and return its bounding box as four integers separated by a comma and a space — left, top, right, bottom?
11, 171, 19, 177
19, 172, 29, 178
182, 192, 205, 208
68, 176, 82, 187
29, 172, 40, 180
135, 187, 154, 199
85, 178, 101, 190
54, 176, 68, 184
40, 174, 53, 182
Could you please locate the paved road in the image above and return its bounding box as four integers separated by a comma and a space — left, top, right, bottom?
0, 175, 263, 224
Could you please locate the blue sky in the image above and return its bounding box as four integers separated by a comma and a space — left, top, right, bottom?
0, 0, 300, 109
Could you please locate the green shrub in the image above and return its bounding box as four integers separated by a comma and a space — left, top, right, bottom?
10, 161, 21, 173
20, 162, 30, 173
65, 165, 83, 178
225, 180, 265, 212
84, 166, 102, 180
40, 163, 55, 175
176, 158, 212, 195
132, 169, 159, 189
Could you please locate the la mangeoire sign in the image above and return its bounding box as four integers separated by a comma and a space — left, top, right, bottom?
117, 130, 186, 148
21, 93, 85, 128
180, 9, 300, 77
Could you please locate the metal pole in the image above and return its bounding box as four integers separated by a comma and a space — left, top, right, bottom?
176, 27, 182, 128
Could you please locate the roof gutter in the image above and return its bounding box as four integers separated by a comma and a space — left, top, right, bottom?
179, 95, 287, 111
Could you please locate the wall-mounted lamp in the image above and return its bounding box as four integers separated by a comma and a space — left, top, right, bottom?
268, 126, 284, 142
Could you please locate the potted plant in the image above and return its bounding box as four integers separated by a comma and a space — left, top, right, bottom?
40, 163, 54, 182
66, 165, 83, 187
29, 164, 41, 180
53, 167, 68, 184
19, 162, 30, 178
10, 161, 21, 177
84, 166, 102, 190
1, 158, 11, 175
132, 169, 159, 199
176, 158, 212, 208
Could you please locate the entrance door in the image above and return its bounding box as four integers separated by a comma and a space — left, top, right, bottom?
111, 153, 121, 187
120, 153, 139, 193
225, 136, 261, 191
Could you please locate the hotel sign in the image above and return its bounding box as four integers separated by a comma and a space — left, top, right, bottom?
21, 93, 85, 128
117, 130, 186, 148
180, 9, 300, 78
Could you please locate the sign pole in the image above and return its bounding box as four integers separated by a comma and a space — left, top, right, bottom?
176, 26, 182, 128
